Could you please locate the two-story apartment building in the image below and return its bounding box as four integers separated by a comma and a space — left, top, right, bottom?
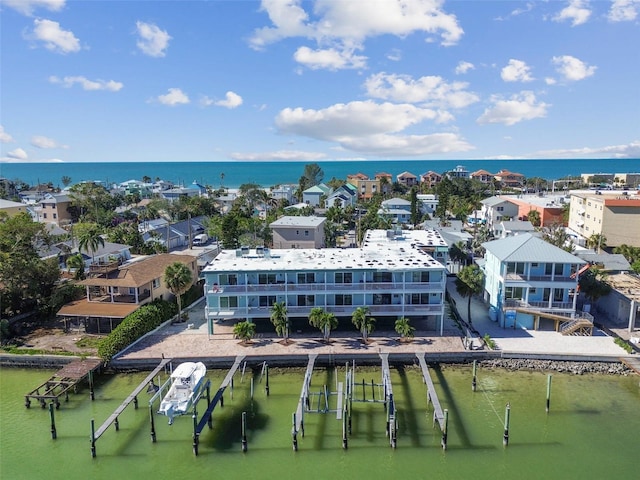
378, 198, 412, 225
569, 191, 640, 247
480, 196, 520, 234
34, 193, 73, 226
202, 229, 448, 335
347, 173, 380, 200
270, 216, 326, 249
481, 233, 587, 330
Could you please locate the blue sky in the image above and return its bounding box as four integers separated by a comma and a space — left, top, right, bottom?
1, 0, 639, 163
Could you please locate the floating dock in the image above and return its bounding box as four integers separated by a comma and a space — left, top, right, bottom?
25, 358, 102, 409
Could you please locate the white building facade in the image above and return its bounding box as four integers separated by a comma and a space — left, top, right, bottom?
203, 229, 448, 335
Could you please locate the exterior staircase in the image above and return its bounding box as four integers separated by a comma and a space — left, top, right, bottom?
560, 319, 594, 336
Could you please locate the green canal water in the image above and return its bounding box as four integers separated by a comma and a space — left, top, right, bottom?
1, 364, 639, 480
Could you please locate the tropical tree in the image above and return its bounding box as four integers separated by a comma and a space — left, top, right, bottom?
450, 241, 469, 269
309, 307, 338, 342
395, 317, 415, 342
66, 253, 86, 280
455, 265, 485, 325
233, 320, 256, 344
164, 262, 193, 322
75, 223, 105, 263
410, 186, 420, 226
527, 209, 541, 227
579, 267, 612, 305
586, 233, 607, 253
351, 306, 376, 343
303, 163, 324, 187
270, 301, 290, 343
541, 223, 574, 253
61, 175, 72, 187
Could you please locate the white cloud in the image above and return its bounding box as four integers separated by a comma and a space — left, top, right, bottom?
3, 0, 65, 16
274, 100, 473, 156
216, 91, 244, 109
553, 0, 591, 26
386, 49, 402, 62
293, 46, 367, 70
545, 77, 557, 85
552, 55, 596, 81
250, 0, 463, 69
30, 19, 80, 54
30, 135, 67, 149
48, 75, 123, 91
364, 72, 479, 110
501, 59, 534, 82
535, 140, 640, 159
0, 126, 14, 143
7, 148, 28, 160
455, 61, 474, 75
608, 0, 639, 22
230, 150, 328, 161
477, 91, 549, 126
154, 88, 190, 106
135, 21, 171, 57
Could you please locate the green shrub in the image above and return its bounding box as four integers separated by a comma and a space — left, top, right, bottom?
98, 299, 177, 362
483, 333, 496, 350
614, 337, 633, 354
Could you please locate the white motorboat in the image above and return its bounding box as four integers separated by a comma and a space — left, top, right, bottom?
158, 361, 207, 424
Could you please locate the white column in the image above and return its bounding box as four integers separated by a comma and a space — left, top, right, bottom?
629, 300, 637, 333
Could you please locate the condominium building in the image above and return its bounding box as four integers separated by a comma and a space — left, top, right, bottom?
569, 191, 640, 247
202, 229, 448, 335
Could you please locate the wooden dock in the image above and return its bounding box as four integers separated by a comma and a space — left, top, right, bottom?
620, 356, 640, 375
294, 353, 317, 436
416, 353, 448, 449
25, 358, 102, 408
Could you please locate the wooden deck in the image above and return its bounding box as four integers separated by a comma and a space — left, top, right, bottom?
25, 358, 102, 408
620, 356, 640, 375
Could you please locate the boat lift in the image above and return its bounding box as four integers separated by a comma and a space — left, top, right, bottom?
291, 354, 398, 451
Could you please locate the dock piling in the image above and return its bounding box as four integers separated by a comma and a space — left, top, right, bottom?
149, 405, 156, 442
90, 419, 96, 458
472, 360, 477, 392
546, 375, 552, 413
441, 409, 448, 450
265, 364, 270, 396
192, 413, 199, 456
503, 403, 511, 446
49, 402, 57, 440
292, 413, 298, 451
89, 370, 95, 401
241, 411, 248, 452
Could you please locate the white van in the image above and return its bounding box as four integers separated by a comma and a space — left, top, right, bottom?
192, 233, 209, 246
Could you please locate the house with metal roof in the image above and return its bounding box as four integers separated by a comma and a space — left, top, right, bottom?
481, 233, 589, 331
480, 196, 520, 234
302, 183, 331, 207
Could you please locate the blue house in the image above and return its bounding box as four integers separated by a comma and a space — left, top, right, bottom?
481, 233, 587, 330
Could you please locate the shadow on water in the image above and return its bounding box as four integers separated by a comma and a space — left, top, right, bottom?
431, 364, 474, 448
394, 364, 422, 448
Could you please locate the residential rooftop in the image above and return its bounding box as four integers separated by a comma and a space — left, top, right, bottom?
203, 229, 447, 273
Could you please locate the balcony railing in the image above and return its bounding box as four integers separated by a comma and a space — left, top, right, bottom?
89, 259, 121, 275
503, 299, 575, 311
207, 281, 445, 295
504, 273, 574, 283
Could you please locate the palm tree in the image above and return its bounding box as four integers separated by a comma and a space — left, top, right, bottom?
395, 317, 415, 342
66, 253, 85, 280
455, 265, 485, 325
270, 301, 290, 343
351, 306, 375, 343
527, 209, 541, 227
164, 262, 193, 322
309, 307, 338, 342
233, 320, 256, 344
76, 223, 105, 263
586, 233, 607, 253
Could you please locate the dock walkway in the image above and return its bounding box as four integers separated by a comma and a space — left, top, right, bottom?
25, 358, 102, 408
416, 353, 446, 431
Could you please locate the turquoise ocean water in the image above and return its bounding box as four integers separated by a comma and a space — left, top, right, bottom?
1, 365, 639, 480
1, 158, 638, 189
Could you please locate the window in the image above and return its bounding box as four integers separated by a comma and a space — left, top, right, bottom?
505, 287, 524, 299
219, 274, 237, 285
529, 288, 537, 294
53, 213, 57, 219
335, 272, 352, 283
297, 295, 314, 306
411, 271, 430, 282
373, 272, 392, 283
373, 293, 392, 305
43, 213, 47, 219
297, 273, 314, 284
259, 295, 276, 307
544, 263, 553, 276
553, 289, 564, 302
335, 294, 352, 306
304, 230, 309, 236
410, 293, 429, 304
152, 278, 160, 289
220, 297, 238, 308
531, 263, 539, 268
258, 273, 276, 284
497, 206, 504, 212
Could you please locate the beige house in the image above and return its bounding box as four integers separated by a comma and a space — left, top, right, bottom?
420, 171, 442, 189
396, 171, 418, 187
347, 173, 381, 200
493, 169, 525, 188
270, 216, 326, 249
58, 253, 197, 332
471, 169, 494, 183
34, 193, 74, 226
569, 192, 640, 247
0, 199, 28, 217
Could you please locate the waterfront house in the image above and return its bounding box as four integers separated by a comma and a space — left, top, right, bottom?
161, 185, 200, 203
202, 229, 448, 335
396, 171, 418, 188
470, 169, 494, 184
57, 253, 197, 333
481, 233, 588, 330
347, 173, 380, 200
420, 171, 442, 189
270, 215, 326, 249
493, 169, 525, 189
446, 165, 470, 180
302, 183, 331, 207
270, 184, 295, 205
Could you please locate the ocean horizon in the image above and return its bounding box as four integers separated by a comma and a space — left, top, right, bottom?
1, 158, 638, 189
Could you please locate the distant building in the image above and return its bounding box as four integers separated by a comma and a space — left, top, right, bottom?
420, 171, 442, 189
347, 173, 380, 200
446, 165, 469, 180
396, 171, 418, 188
0, 198, 28, 217
480, 196, 520, 234
569, 191, 640, 247
378, 198, 412, 225
270, 215, 326, 249
33, 193, 73, 226
493, 169, 525, 189
502, 194, 566, 227
326, 183, 357, 209
470, 169, 494, 184
417, 194, 438, 216
302, 183, 331, 207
